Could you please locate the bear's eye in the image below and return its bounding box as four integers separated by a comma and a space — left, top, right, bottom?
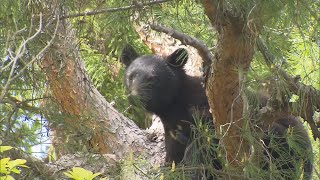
128, 74, 133, 81
128, 73, 137, 81
150, 75, 160, 84
146, 75, 153, 81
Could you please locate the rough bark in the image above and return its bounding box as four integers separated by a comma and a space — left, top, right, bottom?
9, 148, 122, 180
40, 11, 164, 164
201, 0, 259, 166
8, 148, 56, 180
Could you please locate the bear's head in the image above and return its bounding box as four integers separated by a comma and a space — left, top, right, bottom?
120, 45, 188, 114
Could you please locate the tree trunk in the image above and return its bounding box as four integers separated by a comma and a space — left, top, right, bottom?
201, 0, 259, 166
40, 12, 163, 163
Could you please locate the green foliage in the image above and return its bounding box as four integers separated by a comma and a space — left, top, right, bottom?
286, 29, 320, 89
152, 1, 217, 47
69, 0, 144, 57
0, 146, 28, 180
47, 145, 57, 163
119, 152, 193, 180
64, 167, 106, 180
0, 0, 49, 155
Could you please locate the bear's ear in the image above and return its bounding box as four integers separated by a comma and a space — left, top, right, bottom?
121, 44, 139, 67
166, 48, 188, 68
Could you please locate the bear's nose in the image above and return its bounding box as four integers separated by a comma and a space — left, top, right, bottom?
129, 83, 139, 96
130, 89, 139, 96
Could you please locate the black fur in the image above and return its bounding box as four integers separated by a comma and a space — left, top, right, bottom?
262, 115, 313, 179
249, 92, 313, 179
121, 45, 212, 164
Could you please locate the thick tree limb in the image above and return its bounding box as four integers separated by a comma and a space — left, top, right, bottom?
257, 37, 320, 140
40, 6, 165, 164
60, 0, 173, 20
200, 0, 260, 166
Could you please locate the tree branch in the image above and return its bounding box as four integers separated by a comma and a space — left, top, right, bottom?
2, 95, 43, 113
0, 13, 58, 108
257, 37, 320, 140
0, 14, 43, 104
60, 0, 173, 20
149, 23, 214, 70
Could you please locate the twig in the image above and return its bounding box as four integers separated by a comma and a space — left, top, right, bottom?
0, 14, 43, 103
0, 28, 27, 72
2, 95, 43, 113
132, 163, 152, 179
160, 165, 248, 179
60, 0, 173, 20
9, 13, 59, 83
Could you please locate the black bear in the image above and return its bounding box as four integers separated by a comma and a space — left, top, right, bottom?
120, 45, 313, 179
121, 44, 215, 164
249, 92, 313, 179
261, 115, 313, 179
